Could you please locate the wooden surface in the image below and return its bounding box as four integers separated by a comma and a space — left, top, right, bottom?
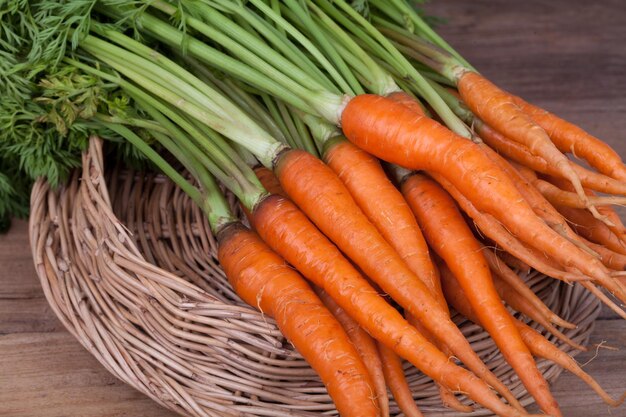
1, 1, 625, 416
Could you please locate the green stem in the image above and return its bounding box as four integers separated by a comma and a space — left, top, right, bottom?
151, 0, 332, 95
130, 90, 267, 210
371, 0, 475, 70
279, 0, 361, 95
101, 122, 205, 210
239, 0, 354, 97
307, 2, 398, 95
78, 43, 286, 167
99, 4, 312, 112
148, 130, 237, 234
179, 55, 286, 142
93, 114, 170, 134
313, 0, 470, 136
209, 0, 331, 92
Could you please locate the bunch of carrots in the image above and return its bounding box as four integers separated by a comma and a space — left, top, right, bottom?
4, 0, 626, 415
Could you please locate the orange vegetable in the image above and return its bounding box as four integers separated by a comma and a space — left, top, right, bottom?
340, 95, 615, 291
217, 222, 378, 417
511, 95, 626, 182
484, 250, 575, 330
272, 149, 522, 410
248, 193, 524, 416
440, 263, 625, 407
377, 342, 424, 417
476, 121, 626, 196
402, 174, 560, 417
457, 71, 586, 203
316, 288, 389, 417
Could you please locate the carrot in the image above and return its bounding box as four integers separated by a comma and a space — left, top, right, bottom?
555, 205, 626, 256
580, 237, 626, 271
217, 222, 378, 417
401, 173, 561, 417
254, 166, 288, 198
479, 144, 598, 258
492, 275, 586, 351
322, 139, 473, 412
476, 121, 626, 196
428, 171, 589, 283
456, 71, 587, 204
272, 149, 524, 411
496, 250, 532, 275
544, 175, 626, 241
515, 324, 626, 408
430, 169, 626, 306
531, 178, 626, 209
341, 95, 617, 293
484, 250, 576, 330
316, 288, 389, 417
440, 264, 626, 407
323, 137, 445, 309
386, 91, 427, 116
249, 193, 527, 416
377, 342, 424, 417
510, 95, 626, 182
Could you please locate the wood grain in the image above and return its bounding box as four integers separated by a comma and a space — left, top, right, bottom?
0, 332, 176, 417
0, 1, 625, 416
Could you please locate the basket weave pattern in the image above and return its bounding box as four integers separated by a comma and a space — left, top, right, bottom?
29, 139, 601, 416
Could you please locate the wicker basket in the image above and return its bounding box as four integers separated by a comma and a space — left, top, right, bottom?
29, 138, 601, 416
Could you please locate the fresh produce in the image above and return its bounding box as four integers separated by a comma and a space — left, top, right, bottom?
2, 0, 625, 415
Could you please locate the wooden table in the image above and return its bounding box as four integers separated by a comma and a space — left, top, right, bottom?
1, 1, 625, 416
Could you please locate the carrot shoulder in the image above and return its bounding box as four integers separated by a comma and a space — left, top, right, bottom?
217, 223, 378, 417
402, 174, 560, 417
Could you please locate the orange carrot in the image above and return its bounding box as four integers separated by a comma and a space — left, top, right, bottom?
316, 288, 389, 417
440, 264, 626, 407
483, 250, 576, 330
555, 205, 626, 256
377, 342, 424, 417
580, 237, 626, 271
531, 178, 626, 209
322, 137, 471, 413
477, 121, 626, 196
254, 166, 288, 198
480, 144, 598, 257
402, 173, 560, 417
341, 95, 617, 293
492, 275, 586, 351
430, 170, 626, 307
510, 95, 626, 182
217, 222, 378, 417
496, 250, 532, 275
323, 137, 445, 310
249, 193, 526, 416
428, 171, 589, 283
457, 71, 586, 203
272, 149, 523, 411
544, 175, 626, 242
